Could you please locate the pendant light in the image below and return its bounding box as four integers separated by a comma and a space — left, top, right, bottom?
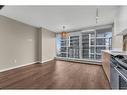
61, 26, 68, 38
96, 6, 99, 24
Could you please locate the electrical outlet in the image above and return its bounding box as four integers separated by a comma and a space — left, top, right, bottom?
14, 59, 17, 63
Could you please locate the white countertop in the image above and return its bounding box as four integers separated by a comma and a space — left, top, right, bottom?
102, 50, 127, 56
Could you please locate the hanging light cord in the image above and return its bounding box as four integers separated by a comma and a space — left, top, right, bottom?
96, 7, 99, 24
63, 26, 65, 31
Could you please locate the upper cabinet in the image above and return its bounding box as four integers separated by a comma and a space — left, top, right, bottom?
116, 6, 127, 35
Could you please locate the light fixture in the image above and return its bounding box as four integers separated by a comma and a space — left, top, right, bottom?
61, 26, 68, 38
96, 6, 99, 24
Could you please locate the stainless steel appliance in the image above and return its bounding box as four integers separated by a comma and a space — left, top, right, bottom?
110, 55, 127, 89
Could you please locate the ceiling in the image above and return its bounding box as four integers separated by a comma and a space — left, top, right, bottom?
0, 6, 119, 32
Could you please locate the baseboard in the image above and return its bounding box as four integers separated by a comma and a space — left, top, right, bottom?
55, 57, 102, 65
42, 59, 54, 63
0, 61, 38, 73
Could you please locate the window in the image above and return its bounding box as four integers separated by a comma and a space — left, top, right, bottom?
56, 27, 112, 61
68, 36, 80, 58
56, 34, 61, 57
60, 38, 68, 57
95, 28, 112, 59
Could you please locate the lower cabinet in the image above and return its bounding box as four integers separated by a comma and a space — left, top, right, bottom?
102, 51, 111, 82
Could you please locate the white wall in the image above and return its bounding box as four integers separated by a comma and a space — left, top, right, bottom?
0, 15, 38, 71
112, 6, 126, 50
42, 28, 56, 63
117, 6, 127, 33
112, 20, 123, 50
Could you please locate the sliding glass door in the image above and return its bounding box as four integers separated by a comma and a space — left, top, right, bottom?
56, 27, 112, 61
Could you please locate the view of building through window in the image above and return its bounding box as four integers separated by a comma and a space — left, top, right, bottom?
56, 27, 112, 61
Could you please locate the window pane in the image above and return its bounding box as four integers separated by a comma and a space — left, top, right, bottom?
96, 28, 112, 37
96, 38, 106, 45
91, 39, 95, 45
96, 54, 101, 59
82, 33, 90, 59
90, 54, 95, 59
61, 53, 67, 57
95, 28, 112, 60
56, 34, 61, 57
69, 35, 79, 58
96, 47, 106, 53
56, 27, 112, 61
90, 47, 95, 53
82, 49, 89, 59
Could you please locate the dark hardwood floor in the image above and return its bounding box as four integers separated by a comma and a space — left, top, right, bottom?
0, 60, 110, 89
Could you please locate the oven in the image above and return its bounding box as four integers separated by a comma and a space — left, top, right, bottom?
110, 58, 119, 89
110, 55, 127, 89
115, 66, 127, 89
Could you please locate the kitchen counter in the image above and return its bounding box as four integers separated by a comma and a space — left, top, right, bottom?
102, 50, 127, 89
102, 50, 127, 56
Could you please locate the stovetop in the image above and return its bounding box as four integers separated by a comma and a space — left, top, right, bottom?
113, 55, 127, 70
122, 59, 127, 63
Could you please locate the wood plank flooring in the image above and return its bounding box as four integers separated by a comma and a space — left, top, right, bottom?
0, 60, 110, 89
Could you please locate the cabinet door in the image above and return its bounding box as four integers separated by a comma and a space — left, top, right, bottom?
102, 52, 110, 82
